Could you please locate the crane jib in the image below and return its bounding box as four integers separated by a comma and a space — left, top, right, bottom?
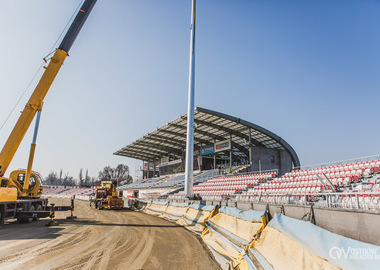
58, 0, 97, 53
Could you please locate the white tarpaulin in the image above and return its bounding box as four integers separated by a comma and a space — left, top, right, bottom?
266, 213, 380, 270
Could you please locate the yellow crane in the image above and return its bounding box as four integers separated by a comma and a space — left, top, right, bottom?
0, 0, 97, 224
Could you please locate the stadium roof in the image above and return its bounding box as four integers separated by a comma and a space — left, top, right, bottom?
114, 107, 300, 167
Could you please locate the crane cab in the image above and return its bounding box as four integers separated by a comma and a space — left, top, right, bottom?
1, 170, 43, 198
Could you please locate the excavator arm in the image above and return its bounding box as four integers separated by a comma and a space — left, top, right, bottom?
0, 0, 97, 192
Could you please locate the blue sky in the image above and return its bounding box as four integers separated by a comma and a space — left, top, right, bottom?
0, 0, 379, 180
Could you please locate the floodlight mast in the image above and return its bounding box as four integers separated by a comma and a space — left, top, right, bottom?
184, 0, 196, 198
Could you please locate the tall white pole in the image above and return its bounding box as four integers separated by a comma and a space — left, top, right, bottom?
184, 0, 196, 198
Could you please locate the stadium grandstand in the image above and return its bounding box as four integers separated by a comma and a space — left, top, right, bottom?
114, 108, 380, 212
42, 185, 96, 198
114, 107, 299, 198
170, 155, 380, 210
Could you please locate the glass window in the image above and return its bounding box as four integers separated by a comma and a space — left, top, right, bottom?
17, 174, 25, 185
17, 173, 36, 188
29, 176, 36, 187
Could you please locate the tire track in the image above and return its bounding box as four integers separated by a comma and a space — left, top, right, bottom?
0, 198, 220, 270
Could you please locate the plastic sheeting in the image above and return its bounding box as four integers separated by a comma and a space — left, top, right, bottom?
163, 205, 189, 221
140, 202, 380, 270
266, 213, 380, 270
189, 203, 215, 211
208, 212, 263, 244
202, 224, 256, 270
200, 208, 266, 269
203, 224, 243, 259
143, 202, 215, 232
218, 207, 265, 223
137, 201, 151, 211
144, 202, 167, 215
252, 225, 338, 270
151, 201, 168, 205
138, 200, 148, 203
169, 202, 189, 207
177, 207, 212, 232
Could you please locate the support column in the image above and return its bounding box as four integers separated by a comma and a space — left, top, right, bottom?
248, 128, 252, 166
199, 143, 202, 171
184, 0, 196, 198
142, 160, 145, 179
213, 138, 216, 169
148, 160, 151, 178
153, 158, 156, 177
229, 134, 232, 168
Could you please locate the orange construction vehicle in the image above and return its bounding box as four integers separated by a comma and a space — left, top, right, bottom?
91, 181, 124, 210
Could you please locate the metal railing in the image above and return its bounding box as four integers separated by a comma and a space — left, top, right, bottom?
232, 192, 380, 211
295, 154, 380, 170
233, 168, 278, 177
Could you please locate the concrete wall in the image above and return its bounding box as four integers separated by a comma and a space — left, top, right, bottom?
312, 208, 380, 245
250, 146, 292, 176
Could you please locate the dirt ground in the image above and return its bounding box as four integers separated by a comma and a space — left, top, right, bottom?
0, 197, 220, 270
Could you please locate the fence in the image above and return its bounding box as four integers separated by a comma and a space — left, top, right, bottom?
295, 154, 380, 170
233, 168, 278, 177
233, 192, 380, 211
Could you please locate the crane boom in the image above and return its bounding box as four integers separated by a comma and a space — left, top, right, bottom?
0, 0, 97, 177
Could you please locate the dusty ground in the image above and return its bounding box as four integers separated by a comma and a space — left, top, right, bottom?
0, 197, 220, 270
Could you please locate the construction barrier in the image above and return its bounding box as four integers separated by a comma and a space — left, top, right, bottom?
144, 201, 168, 216
245, 213, 380, 270
139, 201, 217, 232
207, 207, 266, 245
137, 201, 380, 269
201, 207, 267, 269
163, 202, 189, 221
137, 200, 151, 211
176, 204, 216, 232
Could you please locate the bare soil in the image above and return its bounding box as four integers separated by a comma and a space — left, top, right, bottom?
0, 197, 220, 270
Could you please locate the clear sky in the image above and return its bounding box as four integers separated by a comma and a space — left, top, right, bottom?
0, 0, 379, 180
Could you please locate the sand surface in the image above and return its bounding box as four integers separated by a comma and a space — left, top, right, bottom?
0, 197, 220, 270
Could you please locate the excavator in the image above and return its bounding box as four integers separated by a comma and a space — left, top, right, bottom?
0, 0, 97, 224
